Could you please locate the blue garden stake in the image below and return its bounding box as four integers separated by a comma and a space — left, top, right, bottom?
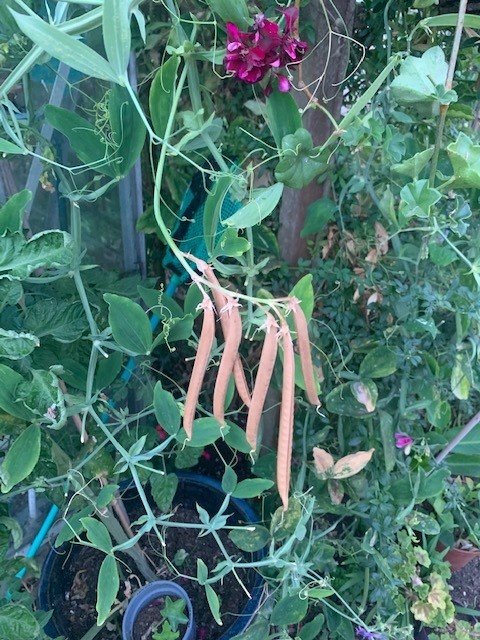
122, 581, 196, 640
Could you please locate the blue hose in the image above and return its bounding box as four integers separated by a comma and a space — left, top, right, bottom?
16, 275, 182, 577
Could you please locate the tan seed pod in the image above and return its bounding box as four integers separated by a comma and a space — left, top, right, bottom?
183, 296, 215, 439
277, 319, 295, 511
245, 313, 279, 451
213, 297, 243, 425
289, 297, 320, 406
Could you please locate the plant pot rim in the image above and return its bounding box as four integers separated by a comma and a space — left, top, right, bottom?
122, 580, 195, 640
39, 471, 265, 640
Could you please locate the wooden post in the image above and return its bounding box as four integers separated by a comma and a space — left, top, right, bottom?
278, 0, 357, 265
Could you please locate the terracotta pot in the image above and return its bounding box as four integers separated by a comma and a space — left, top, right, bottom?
438, 541, 480, 572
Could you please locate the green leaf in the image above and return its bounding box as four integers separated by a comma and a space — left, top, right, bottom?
150, 473, 178, 512
232, 478, 274, 499
197, 558, 208, 585
405, 511, 440, 535
224, 422, 252, 454
399, 179, 441, 219
300, 614, 325, 640
275, 129, 328, 189
451, 352, 471, 400
95, 351, 123, 391
103, 0, 131, 78
11, 10, 118, 83
0, 425, 41, 493
108, 85, 146, 176
0, 364, 32, 420
212, 228, 250, 259
205, 584, 222, 626
391, 147, 434, 179
428, 242, 457, 266
203, 175, 236, 255
0, 190, 31, 236
104, 293, 153, 355
325, 607, 354, 640
0, 329, 39, 360
359, 346, 397, 378
96, 554, 119, 626
447, 132, 480, 189
177, 417, 229, 448
301, 197, 337, 237
45, 106, 116, 177
379, 411, 396, 473
55, 506, 93, 547
0, 139, 25, 155
154, 382, 181, 435
231, 620, 270, 640
270, 591, 308, 625
161, 597, 188, 633
265, 91, 302, 148
80, 517, 112, 554
326, 380, 378, 417
0, 276, 22, 312
221, 467, 237, 494
205, 0, 250, 29
149, 56, 180, 139
418, 14, 480, 30
390, 47, 455, 112
0, 604, 40, 640
96, 484, 119, 510
0, 231, 73, 277
24, 299, 88, 343
289, 274, 314, 320
224, 183, 284, 229
229, 525, 270, 552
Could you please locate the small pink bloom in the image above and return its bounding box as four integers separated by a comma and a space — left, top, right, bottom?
201, 450, 212, 461
395, 432, 414, 454
277, 74, 291, 92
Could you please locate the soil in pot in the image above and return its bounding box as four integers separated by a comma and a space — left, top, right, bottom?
48, 498, 258, 640
449, 554, 480, 614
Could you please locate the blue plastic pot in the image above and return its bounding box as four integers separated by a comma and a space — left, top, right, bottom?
122, 580, 195, 640
39, 472, 265, 640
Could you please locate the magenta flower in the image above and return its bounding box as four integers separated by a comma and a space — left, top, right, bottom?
395, 432, 414, 454
224, 8, 307, 92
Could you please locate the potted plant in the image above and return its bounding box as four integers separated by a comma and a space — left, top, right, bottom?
437, 477, 480, 572
122, 581, 195, 640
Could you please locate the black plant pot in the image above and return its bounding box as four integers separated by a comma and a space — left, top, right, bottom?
38, 472, 265, 640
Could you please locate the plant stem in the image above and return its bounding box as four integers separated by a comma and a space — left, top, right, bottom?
429, 0, 468, 186
435, 409, 480, 464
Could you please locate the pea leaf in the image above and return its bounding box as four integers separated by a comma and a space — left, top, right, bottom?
0, 139, 25, 155
224, 183, 284, 229
80, 517, 112, 553
108, 85, 146, 176
149, 56, 180, 138
205, 584, 222, 626
150, 473, 178, 512
359, 346, 397, 378
177, 417, 228, 447
265, 91, 302, 148
205, 0, 250, 30
154, 381, 181, 435
275, 129, 328, 189
232, 478, 274, 499
11, 10, 118, 83
326, 381, 378, 417
103, 0, 131, 78
447, 132, 480, 188
301, 197, 337, 237
229, 525, 270, 552
0, 190, 31, 236
270, 591, 308, 625
96, 554, 119, 626
0, 425, 41, 493
104, 293, 153, 355
399, 179, 441, 219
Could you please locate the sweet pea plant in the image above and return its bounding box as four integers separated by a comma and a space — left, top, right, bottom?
0, 0, 479, 639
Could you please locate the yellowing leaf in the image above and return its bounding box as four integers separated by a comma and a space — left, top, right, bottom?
313, 448, 334, 477
332, 449, 375, 479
